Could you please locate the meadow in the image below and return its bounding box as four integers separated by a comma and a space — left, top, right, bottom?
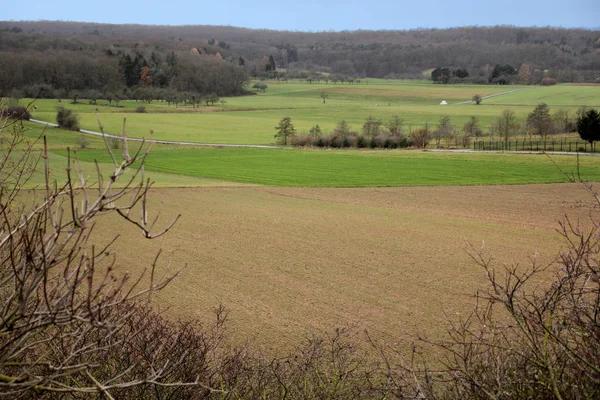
26, 80, 600, 145
70, 147, 600, 187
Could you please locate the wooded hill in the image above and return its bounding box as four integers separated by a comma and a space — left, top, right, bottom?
0, 21, 598, 98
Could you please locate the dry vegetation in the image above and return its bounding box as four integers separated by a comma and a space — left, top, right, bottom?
90, 183, 595, 352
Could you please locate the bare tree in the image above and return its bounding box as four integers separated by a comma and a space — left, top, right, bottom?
527, 103, 555, 139
0, 108, 216, 397
410, 125, 432, 149
495, 109, 519, 145
434, 116, 452, 147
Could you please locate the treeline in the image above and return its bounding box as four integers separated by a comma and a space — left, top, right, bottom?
1, 21, 597, 82
280, 104, 594, 149
0, 27, 249, 98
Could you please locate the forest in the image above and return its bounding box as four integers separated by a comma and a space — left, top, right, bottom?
0, 21, 599, 99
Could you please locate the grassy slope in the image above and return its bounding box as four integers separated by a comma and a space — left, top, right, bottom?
487, 84, 600, 106
67, 147, 600, 187
27, 81, 600, 146
14, 122, 252, 188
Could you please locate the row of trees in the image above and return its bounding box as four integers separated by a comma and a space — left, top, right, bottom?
8, 85, 225, 108
276, 116, 432, 148
276, 105, 599, 149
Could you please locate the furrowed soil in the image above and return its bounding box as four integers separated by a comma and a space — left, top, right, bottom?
94, 183, 596, 353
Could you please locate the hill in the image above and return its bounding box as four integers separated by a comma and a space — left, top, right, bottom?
0, 21, 598, 99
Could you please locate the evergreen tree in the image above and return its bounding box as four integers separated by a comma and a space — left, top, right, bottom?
266, 55, 276, 72
577, 108, 600, 148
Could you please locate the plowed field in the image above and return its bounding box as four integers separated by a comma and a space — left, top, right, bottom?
95, 183, 596, 352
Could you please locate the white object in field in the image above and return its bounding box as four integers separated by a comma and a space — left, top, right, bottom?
440, 100, 448, 105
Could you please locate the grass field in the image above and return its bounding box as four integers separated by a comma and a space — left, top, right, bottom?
24, 81, 600, 145
487, 84, 600, 106
12, 122, 254, 188
67, 147, 600, 187
93, 183, 596, 351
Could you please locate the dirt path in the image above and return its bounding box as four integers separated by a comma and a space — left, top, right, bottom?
455, 88, 530, 105
29, 118, 282, 149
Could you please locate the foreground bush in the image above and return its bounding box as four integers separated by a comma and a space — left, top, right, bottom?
1, 106, 31, 120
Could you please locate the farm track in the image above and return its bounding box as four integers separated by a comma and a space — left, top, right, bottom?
455, 88, 531, 104
29, 119, 283, 149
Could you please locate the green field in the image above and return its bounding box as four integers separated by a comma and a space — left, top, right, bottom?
66, 147, 600, 187
9, 122, 252, 188
19, 80, 600, 189
25, 81, 600, 146
487, 84, 600, 106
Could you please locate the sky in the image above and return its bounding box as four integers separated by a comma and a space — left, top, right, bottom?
4, 0, 599, 31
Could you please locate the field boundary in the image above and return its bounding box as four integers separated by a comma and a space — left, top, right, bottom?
426, 149, 600, 157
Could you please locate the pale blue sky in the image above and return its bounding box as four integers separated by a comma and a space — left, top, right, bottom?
4, 0, 599, 31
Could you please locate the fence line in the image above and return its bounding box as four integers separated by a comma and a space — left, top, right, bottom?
469, 139, 597, 153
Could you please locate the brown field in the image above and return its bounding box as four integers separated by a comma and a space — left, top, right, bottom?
95, 182, 596, 353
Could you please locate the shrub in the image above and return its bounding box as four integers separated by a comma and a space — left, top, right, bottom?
330, 134, 344, 148
410, 127, 431, 149
345, 134, 358, 148
135, 105, 147, 113
540, 77, 557, 86
356, 135, 368, 148
2, 106, 30, 120
75, 134, 91, 149
460, 133, 473, 148
373, 133, 388, 148
290, 134, 312, 147
387, 134, 408, 148
108, 136, 121, 150
56, 106, 80, 131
